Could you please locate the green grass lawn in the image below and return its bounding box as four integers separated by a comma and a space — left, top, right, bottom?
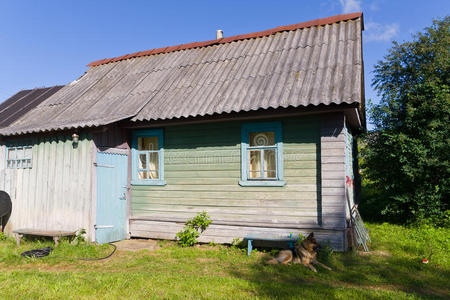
0, 223, 448, 299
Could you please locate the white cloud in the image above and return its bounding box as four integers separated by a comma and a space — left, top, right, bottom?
338, 0, 362, 13
365, 22, 399, 42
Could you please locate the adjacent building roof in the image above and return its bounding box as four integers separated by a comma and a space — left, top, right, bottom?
0, 86, 64, 130
0, 12, 364, 136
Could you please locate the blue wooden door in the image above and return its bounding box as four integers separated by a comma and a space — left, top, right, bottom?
96, 152, 128, 244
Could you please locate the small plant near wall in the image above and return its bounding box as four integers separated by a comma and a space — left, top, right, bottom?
317, 240, 335, 263
75, 228, 87, 245
176, 211, 212, 247
295, 233, 305, 245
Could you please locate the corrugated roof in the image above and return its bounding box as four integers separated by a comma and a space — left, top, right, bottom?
0, 13, 364, 136
88, 12, 363, 67
0, 86, 64, 129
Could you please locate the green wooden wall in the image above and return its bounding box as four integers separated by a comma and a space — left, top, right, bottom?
130, 116, 326, 229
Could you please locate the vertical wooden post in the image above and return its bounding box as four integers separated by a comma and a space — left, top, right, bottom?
15, 233, 22, 246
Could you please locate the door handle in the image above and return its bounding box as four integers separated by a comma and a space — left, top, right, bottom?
95, 225, 114, 229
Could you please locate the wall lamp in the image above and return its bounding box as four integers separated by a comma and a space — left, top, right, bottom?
72, 133, 79, 148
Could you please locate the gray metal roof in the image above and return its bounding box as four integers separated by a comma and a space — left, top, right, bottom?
0, 86, 63, 130
0, 14, 363, 136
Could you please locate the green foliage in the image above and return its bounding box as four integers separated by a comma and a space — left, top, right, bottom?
0, 232, 6, 241
231, 238, 241, 247
269, 249, 280, 257
362, 17, 450, 225
186, 211, 212, 232
176, 227, 200, 247
230, 238, 245, 248
295, 233, 305, 245
75, 228, 87, 245
176, 211, 212, 247
317, 241, 334, 263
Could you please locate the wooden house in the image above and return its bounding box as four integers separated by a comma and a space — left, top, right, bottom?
0, 13, 364, 250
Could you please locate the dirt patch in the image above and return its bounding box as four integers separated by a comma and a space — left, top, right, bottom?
113, 239, 160, 252
196, 258, 219, 263
358, 250, 391, 257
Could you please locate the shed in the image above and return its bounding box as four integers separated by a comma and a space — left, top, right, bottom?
0, 12, 364, 250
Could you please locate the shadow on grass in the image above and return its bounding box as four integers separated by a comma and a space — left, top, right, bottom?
227, 251, 450, 299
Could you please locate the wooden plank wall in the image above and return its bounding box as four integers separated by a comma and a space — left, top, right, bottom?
130, 115, 347, 250
0, 135, 94, 239
93, 124, 128, 150
320, 113, 347, 249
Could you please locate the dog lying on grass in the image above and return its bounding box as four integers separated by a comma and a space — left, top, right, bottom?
265, 232, 332, 272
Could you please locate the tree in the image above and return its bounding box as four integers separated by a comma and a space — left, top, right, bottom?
362, 17, 449, 225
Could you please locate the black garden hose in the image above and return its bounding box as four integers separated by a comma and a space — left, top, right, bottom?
20, 243, 117, 260
21, 247, 53, 258
79, 243, 117, 261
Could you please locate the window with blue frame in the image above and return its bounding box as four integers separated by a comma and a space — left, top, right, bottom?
6, 140, 33, 169
131, 129, 165, 186
240, 122, 285, 186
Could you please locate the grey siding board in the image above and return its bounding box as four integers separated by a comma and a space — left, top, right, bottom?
320, 113, 347, 239
130, 220, 345, 250
0, 135, 94, 240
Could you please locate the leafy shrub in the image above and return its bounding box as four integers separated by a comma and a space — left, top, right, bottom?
269, 249, 280, 257
294, 233, 304, 245
231, 238, 245, 248
176, 211, 212, 247
75, 228, 87, 244
186, 211, 212, 232
176, 227, 200, 247
317, 240, 334, 263
230, 238, 247, 254
0, 232, 6, 241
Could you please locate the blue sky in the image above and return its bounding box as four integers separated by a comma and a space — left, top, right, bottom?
0, 0, 448, 126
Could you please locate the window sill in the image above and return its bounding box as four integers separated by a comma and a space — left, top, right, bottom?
131, 179, 167, 186
239, 180, 286, 187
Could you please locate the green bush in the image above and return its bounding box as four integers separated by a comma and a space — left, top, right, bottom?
0, 232, 6, 241
176, 227, 200, 247
186, 211, 212, 232
176, 211, 212, 247
75, 228, 87, 245
294, 233, 305, 245
317, 240, 334, 263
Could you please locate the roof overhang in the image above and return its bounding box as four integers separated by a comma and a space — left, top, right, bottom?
121, 104, 364, 132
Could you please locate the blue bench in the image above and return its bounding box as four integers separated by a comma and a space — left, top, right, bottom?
245, 234, 300, 256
